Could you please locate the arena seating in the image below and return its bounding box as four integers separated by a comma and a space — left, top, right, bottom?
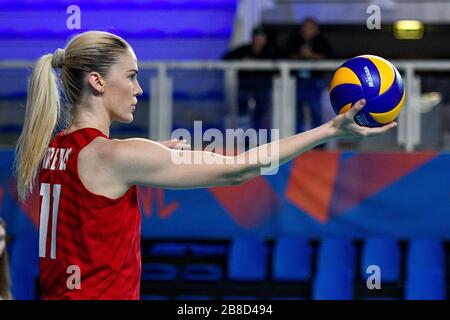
136, 237, 449, 300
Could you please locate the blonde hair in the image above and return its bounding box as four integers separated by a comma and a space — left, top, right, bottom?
14, 31, 131, 202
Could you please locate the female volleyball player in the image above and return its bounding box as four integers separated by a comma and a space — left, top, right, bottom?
14, 31, 396, 299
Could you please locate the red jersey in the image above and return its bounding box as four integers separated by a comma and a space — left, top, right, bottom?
38, 128, 141, 300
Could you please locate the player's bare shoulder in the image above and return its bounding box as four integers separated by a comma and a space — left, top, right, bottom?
77, 136, 133, 197
79, 137, 162, 183
78, 135, 112, 165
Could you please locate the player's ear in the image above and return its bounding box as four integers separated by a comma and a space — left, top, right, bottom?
87, 71, 105, 94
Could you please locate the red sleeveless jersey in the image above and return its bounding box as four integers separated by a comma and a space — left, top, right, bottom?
38, 128, 141, 300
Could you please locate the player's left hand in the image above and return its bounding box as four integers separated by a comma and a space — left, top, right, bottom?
331, 99, 398, 139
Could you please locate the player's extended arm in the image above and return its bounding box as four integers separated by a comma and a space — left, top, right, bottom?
111, 99, 396, 189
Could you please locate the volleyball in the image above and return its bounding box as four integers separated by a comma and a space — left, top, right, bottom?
329, 55, 405, 127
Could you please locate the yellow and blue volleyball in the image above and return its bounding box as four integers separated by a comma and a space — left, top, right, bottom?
329, 55, 405, 127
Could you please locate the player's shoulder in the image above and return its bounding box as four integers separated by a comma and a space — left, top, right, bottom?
79, 136, 114, 160
82, 137, 158, 165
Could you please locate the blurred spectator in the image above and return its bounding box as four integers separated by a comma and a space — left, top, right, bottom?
0, 217, 12, 300
223, 26, 275, 132
287, 18, 333, 133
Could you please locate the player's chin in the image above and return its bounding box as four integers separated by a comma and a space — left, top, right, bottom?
117, 113, 134, 123
125, 114, 134, 123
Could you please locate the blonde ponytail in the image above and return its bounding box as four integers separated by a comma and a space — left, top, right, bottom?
14, 31, 131, 202
14, 53, 61, 202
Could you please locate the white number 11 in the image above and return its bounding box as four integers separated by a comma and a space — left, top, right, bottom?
39, 183, 61, 259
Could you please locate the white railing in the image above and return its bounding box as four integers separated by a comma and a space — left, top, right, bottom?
2, 60, 450, 151
140, 60, 450, 151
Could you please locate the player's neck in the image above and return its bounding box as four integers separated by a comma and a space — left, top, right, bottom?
67, 105, 110, 137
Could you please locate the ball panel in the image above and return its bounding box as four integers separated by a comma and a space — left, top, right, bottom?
369, 88, 406, 124
364, 55, 395, 95
338, 103, 352, 115
342, 57, 381, 98
365, 70, 404, 114
392, 65, 405, 94
329, 83, 364, 115
329, 67, 361, 92
354, 109, 383, 127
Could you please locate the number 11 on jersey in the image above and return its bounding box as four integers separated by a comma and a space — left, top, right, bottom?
39, 183, 61, 259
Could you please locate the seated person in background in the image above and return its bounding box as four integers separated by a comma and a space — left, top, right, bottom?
223, 26, 275, 133
287, 18, 334, 134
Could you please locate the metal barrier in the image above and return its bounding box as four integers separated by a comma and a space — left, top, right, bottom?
2, 60, 450, 151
